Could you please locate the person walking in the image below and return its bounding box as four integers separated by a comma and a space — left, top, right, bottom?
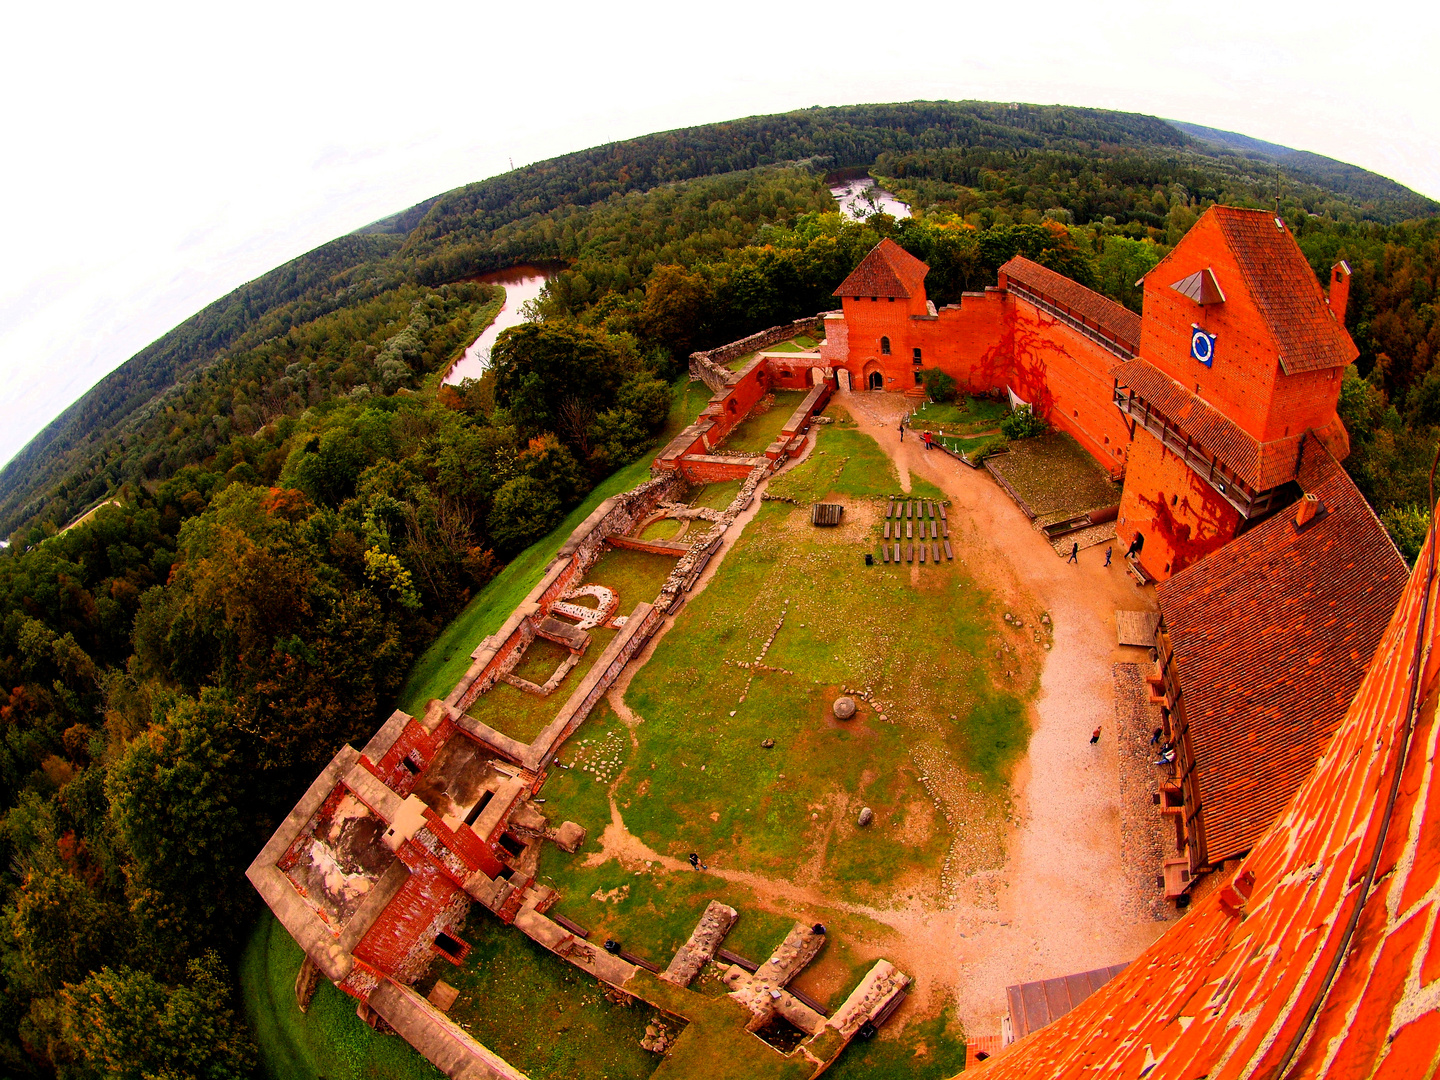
688, 852, 706, 871
923, 430, 933, 451
1067, 542, 1079, 564
1090, 727, 1101, 744
1104, 546, 1113, 567
898, 420, 905, 442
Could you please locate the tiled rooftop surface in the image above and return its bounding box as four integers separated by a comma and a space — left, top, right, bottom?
1156, 436, 1406, 865
1112, 358, 1304, 491
1212, 207, 1359, 376
832, 237, 929, 298
970, 500, 1440, 1080
1000, 256, 1143, 350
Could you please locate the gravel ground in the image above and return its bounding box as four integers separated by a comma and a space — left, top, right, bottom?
1113, 662, 1176, 923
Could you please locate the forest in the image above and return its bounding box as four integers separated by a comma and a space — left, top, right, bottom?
1, 101, 1439, 1077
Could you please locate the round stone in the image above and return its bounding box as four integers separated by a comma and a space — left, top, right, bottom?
857, 807, 874, 827
832, 696, 857, 720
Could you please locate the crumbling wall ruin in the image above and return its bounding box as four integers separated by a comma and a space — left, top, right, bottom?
688, 316, 824, 390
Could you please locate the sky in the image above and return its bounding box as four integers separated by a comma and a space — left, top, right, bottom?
2, 0, 1437, 471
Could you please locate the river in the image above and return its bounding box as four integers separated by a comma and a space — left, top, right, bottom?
444, 264, 558, 384
830, 178, 911, 221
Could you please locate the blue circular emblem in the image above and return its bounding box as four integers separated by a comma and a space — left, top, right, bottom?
1191, 327, 1214, 365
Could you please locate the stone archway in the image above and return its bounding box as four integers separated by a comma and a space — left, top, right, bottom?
868, 371, 884, 390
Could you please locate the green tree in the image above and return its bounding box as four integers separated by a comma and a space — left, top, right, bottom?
488, 476, 563, 554
42, 954, 254, 1080
106, 690, 251, 961
5, 870, 123, 996
641, 264, 711, 356
491, 322, 628, 437
919, 368, 958, 403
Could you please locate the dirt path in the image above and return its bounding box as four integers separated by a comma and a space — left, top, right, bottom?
842, 390, 1173, 1034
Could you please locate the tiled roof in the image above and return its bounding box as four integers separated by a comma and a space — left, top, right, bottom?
1211, 206, 1358, 375
1000, 256, 1142, 350
972, 490, 1439, 1080
1156, 435, 1405, 865
832, 238, 929, 298
1112, 358, 1302, 491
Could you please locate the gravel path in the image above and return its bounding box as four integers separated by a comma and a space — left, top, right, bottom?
842, 391, 1175, 1039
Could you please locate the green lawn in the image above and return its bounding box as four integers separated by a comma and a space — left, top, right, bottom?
241, 913, 443, 1080
586, 546, 682, 613
398, 376, 712, 714
721, 390, 809, 453
908, 396, 1008, 435
469, 626, 618, 743
535, 419, 1031, 952
690, 480, 742, 510
431, 906, 665, 1080
768, 425, 945, 504
639, 517, 684, 542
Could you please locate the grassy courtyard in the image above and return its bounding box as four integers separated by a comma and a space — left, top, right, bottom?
722, 390, 810, 452
525, 417, 1029, 1071
907, 396, 1008, 435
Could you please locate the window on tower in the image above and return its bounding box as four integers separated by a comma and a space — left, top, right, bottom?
880, 336, 891, 355
913, 348, 922, 365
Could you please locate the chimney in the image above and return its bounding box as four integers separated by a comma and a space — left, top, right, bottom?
1295, 493, 1321, 529
1328, 261, 1352, 324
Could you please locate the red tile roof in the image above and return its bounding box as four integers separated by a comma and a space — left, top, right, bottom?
1112, 358, 1304, 492
970, 491, 1439, 1080
1155, 435, 1405, 865
1211, 206, 1358, 375
1000, 256, 1142, 351
833, 238, 929, 298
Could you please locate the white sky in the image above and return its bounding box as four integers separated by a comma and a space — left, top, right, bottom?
2, 0, 1437, 471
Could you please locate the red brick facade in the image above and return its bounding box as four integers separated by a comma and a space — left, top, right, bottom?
827, 207, 1356, 584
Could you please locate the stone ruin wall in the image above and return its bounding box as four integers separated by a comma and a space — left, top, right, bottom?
447, 475, 680, 714
688, 316, 824, 391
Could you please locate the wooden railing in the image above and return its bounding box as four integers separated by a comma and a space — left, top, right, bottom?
1008, 280, 1137, 360
1113, 381, 1285, 520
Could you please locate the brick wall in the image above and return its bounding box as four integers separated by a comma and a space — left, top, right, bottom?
368, 716, 458, 796
1008, 301, 1133, 477
354, 862, 472, 986
1115, 428, 1242, 580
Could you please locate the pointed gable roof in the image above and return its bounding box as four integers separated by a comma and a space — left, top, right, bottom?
1209, 206, 1358, 375
832, 238, 929, 299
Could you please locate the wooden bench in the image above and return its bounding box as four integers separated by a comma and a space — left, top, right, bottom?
893, 543, 901, 563
942, 520, 949, 538
930, 521, 938, 539
906, 501, 913, 519
906, 544, 914, 563
944, 540, 954, 560
927, 501, 936, 519
932, 543, 940, 563
881, 545, 890, 563
905, 521, 913, 539
919, 543, 927, 564
888, 499, 896, 518
884, 522, 891, 540
940, 504, 948, 521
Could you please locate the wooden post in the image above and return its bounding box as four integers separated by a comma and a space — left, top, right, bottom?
295, 955, 321, 1014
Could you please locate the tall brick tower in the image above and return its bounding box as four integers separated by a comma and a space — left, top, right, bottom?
1113, 206, 1356, 580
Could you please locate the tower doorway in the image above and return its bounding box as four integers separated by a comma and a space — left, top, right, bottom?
868, 371, 883, 390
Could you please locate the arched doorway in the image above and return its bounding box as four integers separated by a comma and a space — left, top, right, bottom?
868, 371, 883, 390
